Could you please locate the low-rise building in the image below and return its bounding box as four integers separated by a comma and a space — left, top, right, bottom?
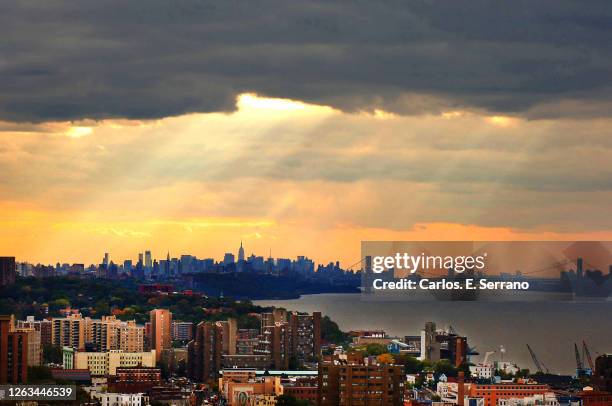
467, 383, 551, 406
63, 348, 156, 376
90, 391, 149, 406
108, 366, 162, 393
497, 392, 559, 405
470, 364, 495, 379
577, 388, 612, 406
437, 381, 473, 404
280, 376, 317, 404
219, 372, 282, 406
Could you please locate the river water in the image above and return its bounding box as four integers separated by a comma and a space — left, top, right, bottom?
254, 293, 612, 375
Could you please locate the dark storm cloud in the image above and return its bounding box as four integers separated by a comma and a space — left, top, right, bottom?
2, 0, 612, 122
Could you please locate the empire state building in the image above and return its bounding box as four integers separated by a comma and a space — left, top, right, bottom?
238, 241, 245, 262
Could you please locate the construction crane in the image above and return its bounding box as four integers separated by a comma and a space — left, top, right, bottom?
583, 340, 595, 372
527, 344, 549, 374
482, 351, 496, 366
575, 343, 586, 376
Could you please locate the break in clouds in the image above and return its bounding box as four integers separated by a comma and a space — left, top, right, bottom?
2, 0, 612, 122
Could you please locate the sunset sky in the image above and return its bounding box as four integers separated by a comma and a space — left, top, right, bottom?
2, 1, 612, 266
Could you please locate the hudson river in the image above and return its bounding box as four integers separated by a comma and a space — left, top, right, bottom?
254, 293, 612, 375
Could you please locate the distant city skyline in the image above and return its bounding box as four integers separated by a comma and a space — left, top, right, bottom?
14, 241, 328, 268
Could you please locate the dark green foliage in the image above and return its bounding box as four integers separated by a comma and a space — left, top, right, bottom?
288, 356, 302, 370
27, 365, 54, 383
0, 276, 266, 324
405, 356, 424, 374
1, 276, 352, 346
433, 359, 458, 377
517, 368, 530, 378
364, 343, 387, 356
192, 272, 359, 300
237, 314, 261, 329
43, 343, 63, 364
320, 315, 350, 346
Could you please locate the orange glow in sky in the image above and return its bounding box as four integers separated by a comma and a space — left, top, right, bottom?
1, 94, 611, 266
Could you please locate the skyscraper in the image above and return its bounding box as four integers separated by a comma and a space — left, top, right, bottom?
144, 251, 153, 271
223, 253, 235, 265
165, 252, 170, 276
149, 309, 172, 362
123, 260, 132, 275
238, 241, 245, 262
0, 257, 16, 287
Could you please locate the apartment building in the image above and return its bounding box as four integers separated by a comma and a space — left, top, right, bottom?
171, 321, 194, 341
89, 316, 145, 352
187, 321, 223, 383
254, 321, 291, 370
52, 313, 87, 349
318, 353, 404, 406
187, 312, 322, 383
0, 315, 28, 384
289, 311, 321, 363
51, 313, 145, 353
13, 325, 41, 366
149, 309, 172, 362
16, 316, 52, 346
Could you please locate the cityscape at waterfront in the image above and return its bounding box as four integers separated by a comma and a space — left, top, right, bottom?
3, 0, 612, 404
2, 250, 612, 405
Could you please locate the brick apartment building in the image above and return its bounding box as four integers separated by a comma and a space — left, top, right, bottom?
318, 353, 404, 406
188, 311, 321, 383
0, 315, 28, 384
